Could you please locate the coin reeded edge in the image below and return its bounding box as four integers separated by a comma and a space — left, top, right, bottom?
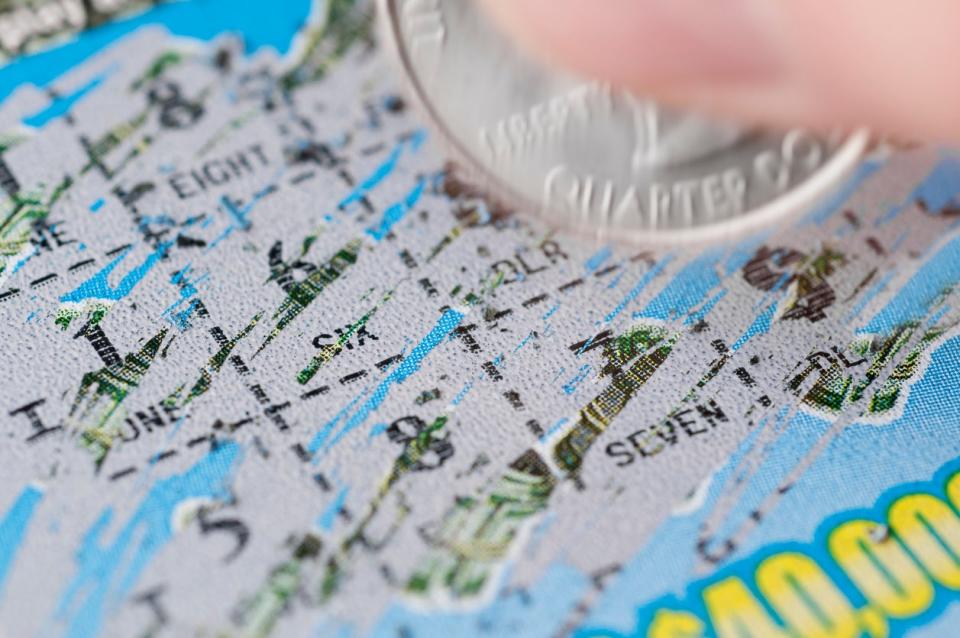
377, 0, 871, 247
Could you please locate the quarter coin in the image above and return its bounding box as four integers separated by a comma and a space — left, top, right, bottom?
380, 0, 869, 243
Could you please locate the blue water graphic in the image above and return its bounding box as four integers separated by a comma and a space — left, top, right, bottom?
318, 487, 350, 531
339, 132, 426, 210
636, 250, 724, 321
606, 257, 672, 324
684, 289, 728, 326
0, 485, 43, 600
0, 0, 313, 103
366, 178, 426, 241
876, 155, 960, 227
308, 392, 367, 455
540, 417, 570, 443
913, 155, 960, 212
60, 241, 172, 304
861, 234, 960, 334
801, 158, 884, 226
731, 300, 778, 350
55, 442, 241, 638
310, 308, 464, 453
845, 269, 895, 325
584, 245, 612, 273
562, 365, 592, 395
206, 184, 275, 251
22, 68, 112, 128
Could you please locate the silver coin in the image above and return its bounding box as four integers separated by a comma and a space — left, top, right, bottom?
380, 0, 869, 243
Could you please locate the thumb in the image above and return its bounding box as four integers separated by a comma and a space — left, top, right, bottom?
481, 0, 960, 145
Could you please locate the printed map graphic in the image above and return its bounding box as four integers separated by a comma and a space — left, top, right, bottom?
0, 1, 959, 636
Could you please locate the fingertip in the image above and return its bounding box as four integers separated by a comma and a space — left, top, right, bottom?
480, 0, 786, 91
480, 1, 960, 144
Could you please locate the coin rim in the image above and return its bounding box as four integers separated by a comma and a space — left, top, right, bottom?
378, 0, 871, 246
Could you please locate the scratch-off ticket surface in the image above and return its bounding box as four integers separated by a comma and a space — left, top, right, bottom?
0, 2, 959, 637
